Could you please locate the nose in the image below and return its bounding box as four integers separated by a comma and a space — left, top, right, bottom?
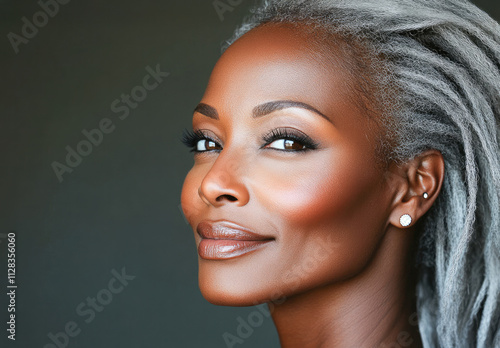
198, 155, 250, 207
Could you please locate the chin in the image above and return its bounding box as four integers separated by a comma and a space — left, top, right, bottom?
198, 279, 268, 307
197, 259, 284, 307
199, 287, 253, 307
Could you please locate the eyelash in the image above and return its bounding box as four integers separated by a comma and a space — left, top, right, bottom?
181, 128, 319, 153
181, 129, 220, 153
261, 128, 319, 152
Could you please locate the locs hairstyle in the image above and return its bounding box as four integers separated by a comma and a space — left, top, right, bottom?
221, 1, 500, 347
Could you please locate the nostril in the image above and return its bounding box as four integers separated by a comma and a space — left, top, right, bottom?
216, 194, 238, 202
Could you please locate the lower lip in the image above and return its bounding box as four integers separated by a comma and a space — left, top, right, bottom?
198, 239, 272, 260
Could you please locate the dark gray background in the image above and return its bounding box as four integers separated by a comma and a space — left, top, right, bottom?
1, 0, 498, 347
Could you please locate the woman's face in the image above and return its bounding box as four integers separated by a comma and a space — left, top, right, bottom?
181, 23, 396, 305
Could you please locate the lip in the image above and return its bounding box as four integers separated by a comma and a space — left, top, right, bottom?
196, 220, 274, 260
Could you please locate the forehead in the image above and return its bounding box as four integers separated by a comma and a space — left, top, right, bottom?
201, 23, 357, 116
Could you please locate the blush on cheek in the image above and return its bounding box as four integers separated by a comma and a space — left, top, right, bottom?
180, 171, 204, 226
255, 156, 386, 273
258, 162, 362, 229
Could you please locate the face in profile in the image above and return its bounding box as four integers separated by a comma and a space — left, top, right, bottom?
181, 23, 397, 306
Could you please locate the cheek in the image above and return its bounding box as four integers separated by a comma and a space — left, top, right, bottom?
180, 167, 204, 227
252, 152, 387, 287
255, 151, 381, 231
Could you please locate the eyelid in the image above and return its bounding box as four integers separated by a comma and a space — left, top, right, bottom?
261, 127, 319, 151
181, 128, 223, 153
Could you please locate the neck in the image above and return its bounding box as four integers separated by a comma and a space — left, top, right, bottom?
269, 227, 423, 348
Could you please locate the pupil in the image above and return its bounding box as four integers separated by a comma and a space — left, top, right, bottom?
284, 139, 304, 150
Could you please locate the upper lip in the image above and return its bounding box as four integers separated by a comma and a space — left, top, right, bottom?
196, 220, 274, 241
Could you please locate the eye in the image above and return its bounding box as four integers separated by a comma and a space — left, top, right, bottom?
196, 139, 222, 152
181, 129, 222, 153
262, 128, 318, 152
267, 139, 307, 151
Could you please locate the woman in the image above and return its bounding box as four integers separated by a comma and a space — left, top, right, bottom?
181, 0, 500, 347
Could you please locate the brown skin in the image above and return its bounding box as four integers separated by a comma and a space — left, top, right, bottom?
181, 23, 444, 348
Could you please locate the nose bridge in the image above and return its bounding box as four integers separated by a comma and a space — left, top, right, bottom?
199, 148, 249, 206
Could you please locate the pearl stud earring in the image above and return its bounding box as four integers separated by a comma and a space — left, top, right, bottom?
400, 214, 412, 227
423, 192, 429, 199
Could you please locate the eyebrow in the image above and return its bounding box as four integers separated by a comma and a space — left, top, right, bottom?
193, 100, 332, 124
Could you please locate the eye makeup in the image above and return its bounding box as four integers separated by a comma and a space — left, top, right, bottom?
182, 127, 320, 154
181, 129, 222, 153
261, 127, 319, 152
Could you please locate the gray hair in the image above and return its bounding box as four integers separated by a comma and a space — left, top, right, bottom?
223, 1, 500, 347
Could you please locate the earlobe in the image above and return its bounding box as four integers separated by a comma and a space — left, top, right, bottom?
388, 149, 445, 228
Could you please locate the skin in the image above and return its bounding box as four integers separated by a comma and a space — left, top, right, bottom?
181, 22, 444, 348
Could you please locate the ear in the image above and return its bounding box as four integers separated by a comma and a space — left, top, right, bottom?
387, 150, 445, 229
